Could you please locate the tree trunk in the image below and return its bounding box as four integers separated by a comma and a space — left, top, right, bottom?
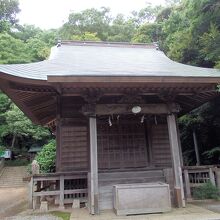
11, 133, 16, 149
193, 130, 200, 166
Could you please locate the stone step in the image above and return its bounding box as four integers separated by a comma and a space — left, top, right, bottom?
0, 166, 28, 188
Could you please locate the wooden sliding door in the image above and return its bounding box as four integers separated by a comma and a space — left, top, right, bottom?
97, 119, 149, 170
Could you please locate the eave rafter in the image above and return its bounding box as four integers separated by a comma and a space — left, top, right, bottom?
60, 83, 216, 96
0, 80, 57, 125
9, 81, 56, 94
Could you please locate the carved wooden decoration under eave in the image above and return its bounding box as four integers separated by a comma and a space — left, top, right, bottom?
158, 91, 177, 103
95, 103, 181, 115
118, 93, 145, 104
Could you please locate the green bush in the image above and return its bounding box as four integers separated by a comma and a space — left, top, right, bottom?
193, 181, 219, 200
35, 140, 56, 173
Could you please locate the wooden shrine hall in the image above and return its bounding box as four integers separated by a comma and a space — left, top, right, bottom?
0, 41, 220, 215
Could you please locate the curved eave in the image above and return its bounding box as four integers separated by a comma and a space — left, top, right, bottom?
0, 72, 56, 126
0, 71, 47, 85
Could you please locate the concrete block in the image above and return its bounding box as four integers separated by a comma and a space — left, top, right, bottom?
113, 182, 171, 215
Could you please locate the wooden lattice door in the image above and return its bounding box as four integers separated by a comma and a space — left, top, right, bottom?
97, 119, 149, 170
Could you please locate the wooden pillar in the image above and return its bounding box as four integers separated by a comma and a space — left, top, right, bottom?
56, 95, 61, 172
167, 114, 185, 208
146, 121, 153, 166
89, 116, 99, 214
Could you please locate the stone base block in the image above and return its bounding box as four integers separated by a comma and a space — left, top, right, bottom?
72, 199, 80, 209
40, 201, 48, 212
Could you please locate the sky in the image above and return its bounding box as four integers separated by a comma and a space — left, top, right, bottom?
18, 0, 166, 30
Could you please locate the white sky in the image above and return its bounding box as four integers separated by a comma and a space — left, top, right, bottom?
18, 0, 166, 30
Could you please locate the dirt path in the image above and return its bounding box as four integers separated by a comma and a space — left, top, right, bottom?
0, 187, 28, 218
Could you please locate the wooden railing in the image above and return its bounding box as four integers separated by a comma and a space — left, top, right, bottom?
29, 171, 88, 209
183, 166, 218, 200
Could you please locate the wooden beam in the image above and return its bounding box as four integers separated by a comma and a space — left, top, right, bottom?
89, 117, 99, 214
167, 114, 185, 208
95, 103, 180, 115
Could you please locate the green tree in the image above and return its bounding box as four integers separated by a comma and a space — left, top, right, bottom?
131, 3, 162, 25
0, 32, 31, 64
0, 32, 50, 63
26, 38, 50, 61
60, 7, 111, 41
13, 24, 42, 41
1, 104, 50, 149
199, 24, 220, 68
132, 23, 161, 43
160, 0, 220, 67
71, 32, 101, 41
107, 14, 136, 42
0, 0, 20, 32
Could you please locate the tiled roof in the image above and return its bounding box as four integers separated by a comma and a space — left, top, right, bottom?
0, 41, 220, 80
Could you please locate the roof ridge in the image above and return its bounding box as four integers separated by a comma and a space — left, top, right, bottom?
60, 40, 157, 49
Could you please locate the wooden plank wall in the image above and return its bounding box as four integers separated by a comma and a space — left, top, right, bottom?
59, 119, 89, 172
58, 97, 89, 172
151, 124, 172, 168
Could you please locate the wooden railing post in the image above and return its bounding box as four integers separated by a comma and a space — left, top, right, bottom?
209, 168, 216, 186
28, 176, 33, 209
59, 175, 65, 209
215, 168, 220, 190
167, 114, 185, 208
183, 169, 191, 200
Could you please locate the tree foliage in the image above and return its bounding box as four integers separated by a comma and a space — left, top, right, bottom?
0, 103, 51, 149
0, 0, 20, 32
160, 0, 220, 68
60, 7, 111, 41
71, 32, 100, 41
35, 140, 56, 173
1, 0, 220, 167
0, 1, 53, 154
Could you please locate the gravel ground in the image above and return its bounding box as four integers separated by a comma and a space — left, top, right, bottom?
4, 215, 62, 220
0, 187, 28, 218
